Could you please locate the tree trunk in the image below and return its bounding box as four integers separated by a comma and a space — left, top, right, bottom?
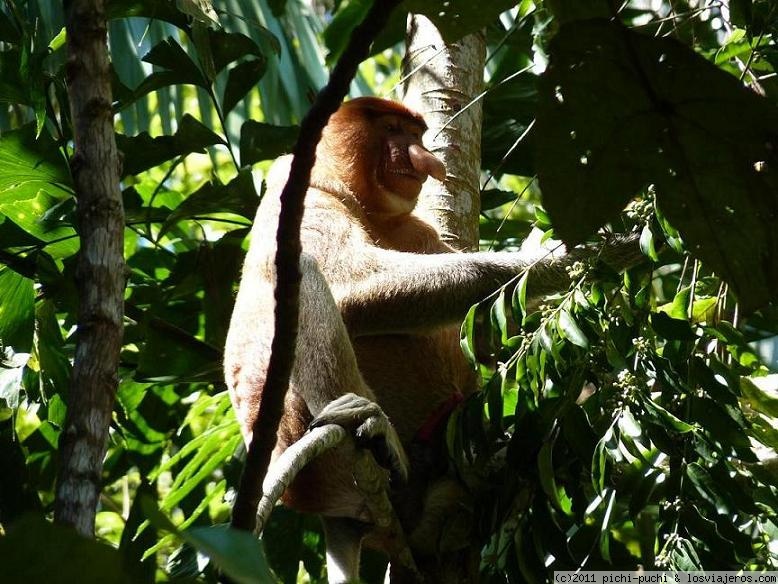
54, 0, 125, 537
402, 15, 486, 252
401, 15, 487, 584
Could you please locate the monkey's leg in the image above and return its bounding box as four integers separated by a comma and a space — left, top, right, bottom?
287, 254, 409, 582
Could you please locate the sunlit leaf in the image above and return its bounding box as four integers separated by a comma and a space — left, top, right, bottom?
557, 309, 588, 348
740, 376, 778, 418
0, 125, 71, 202
0, 268, 34, 352
642, 398, 695, 434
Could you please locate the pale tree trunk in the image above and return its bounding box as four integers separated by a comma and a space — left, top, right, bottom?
402, 15, 485, 252
54, 0, 125, 537
400, 15, 486, 584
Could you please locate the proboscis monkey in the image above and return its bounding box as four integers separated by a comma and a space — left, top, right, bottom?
225, 97, 641, 583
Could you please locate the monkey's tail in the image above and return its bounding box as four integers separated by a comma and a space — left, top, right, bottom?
256, 423, 422, 578
255, 424, 348, 534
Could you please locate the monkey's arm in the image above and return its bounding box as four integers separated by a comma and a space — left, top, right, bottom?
335, 234, 644, 336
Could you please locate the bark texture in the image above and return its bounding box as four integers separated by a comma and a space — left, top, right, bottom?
402, 15, 486, 251
54, 0, 125, 537
401, 16, 487, 583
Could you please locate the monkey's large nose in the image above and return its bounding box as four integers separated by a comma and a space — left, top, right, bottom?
408, 144, 446, 182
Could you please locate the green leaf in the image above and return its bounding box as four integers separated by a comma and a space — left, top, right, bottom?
689, 395, 753, 456
557, 309, 588, 348
740, 376, 778, 418
636, 507, 658, 567
106, 0, 190, 27
0, 346, 29, 409
480, 189, 517, 212
686, 463, 731, 514
0, 191, 80, 259
0, 9, 21, 43
0, 125, 71, 202
0, 514, 133, 583
490, 288, 509, 344
35, 300, 72, 395
239, 121, 298, 166
642, 398, 695, 434
405, 0, 517, 43
116, 114, 224, 176
161, 433, 240, 511
141, 496, 277, 584
119, 482, 158, 583
323, 0, 406, 64
599, 488, 616, 562
159, 169, 257, 238
538, 436, 573, 514
143, 36, 206, 84
223, 59, 267, 114
459, 304, 478, 367
629, 468, 662, 518
135, 311, 222, 383
177, 0, 219, 25
639, 224, 658, 261
535, 19, 778, 312
680, 504, 738, 564
209, 30, 264, 74
0, 268, 34, 352
0, 50, 28, 105
117, 36, 208, 106
650, 311, 695, 341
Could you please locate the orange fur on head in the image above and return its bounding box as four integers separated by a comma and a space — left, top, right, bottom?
311, 97, 443, 217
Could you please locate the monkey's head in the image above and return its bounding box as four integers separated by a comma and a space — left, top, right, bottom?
313, 97, 446, 216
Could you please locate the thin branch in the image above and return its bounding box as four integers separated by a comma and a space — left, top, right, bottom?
229, 0, 404, 533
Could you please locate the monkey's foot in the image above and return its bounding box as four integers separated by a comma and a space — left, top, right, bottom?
311, 393, 409, 482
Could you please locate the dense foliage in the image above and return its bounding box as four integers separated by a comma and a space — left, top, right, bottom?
0, 0, 777, 582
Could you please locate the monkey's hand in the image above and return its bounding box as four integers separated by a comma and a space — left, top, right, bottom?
311, 393, 409, 483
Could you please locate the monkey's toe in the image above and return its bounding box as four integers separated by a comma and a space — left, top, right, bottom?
311, 393, 409, 483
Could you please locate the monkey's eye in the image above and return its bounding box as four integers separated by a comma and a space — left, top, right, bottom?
384, 123, 400, 133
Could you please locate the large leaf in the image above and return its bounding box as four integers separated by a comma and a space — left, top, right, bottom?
141, 496, 277, 584
114, 36, 208, 107
0, 191, 80, 259
0, 125, 71, 202
404, 0, 516, 43
0, 9, 21, 43
239, 120, 298, 166
0, 50, 28, 105
208, 30, 264, 74
106, 0, 190, 28
116, 114, 224, 176
535, 19, 778, 311
0, 514, 134, 583
223, 59, 268, 115
158, 169, 258, 238
323, 0, 406, 65
0, 267, 34, 352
